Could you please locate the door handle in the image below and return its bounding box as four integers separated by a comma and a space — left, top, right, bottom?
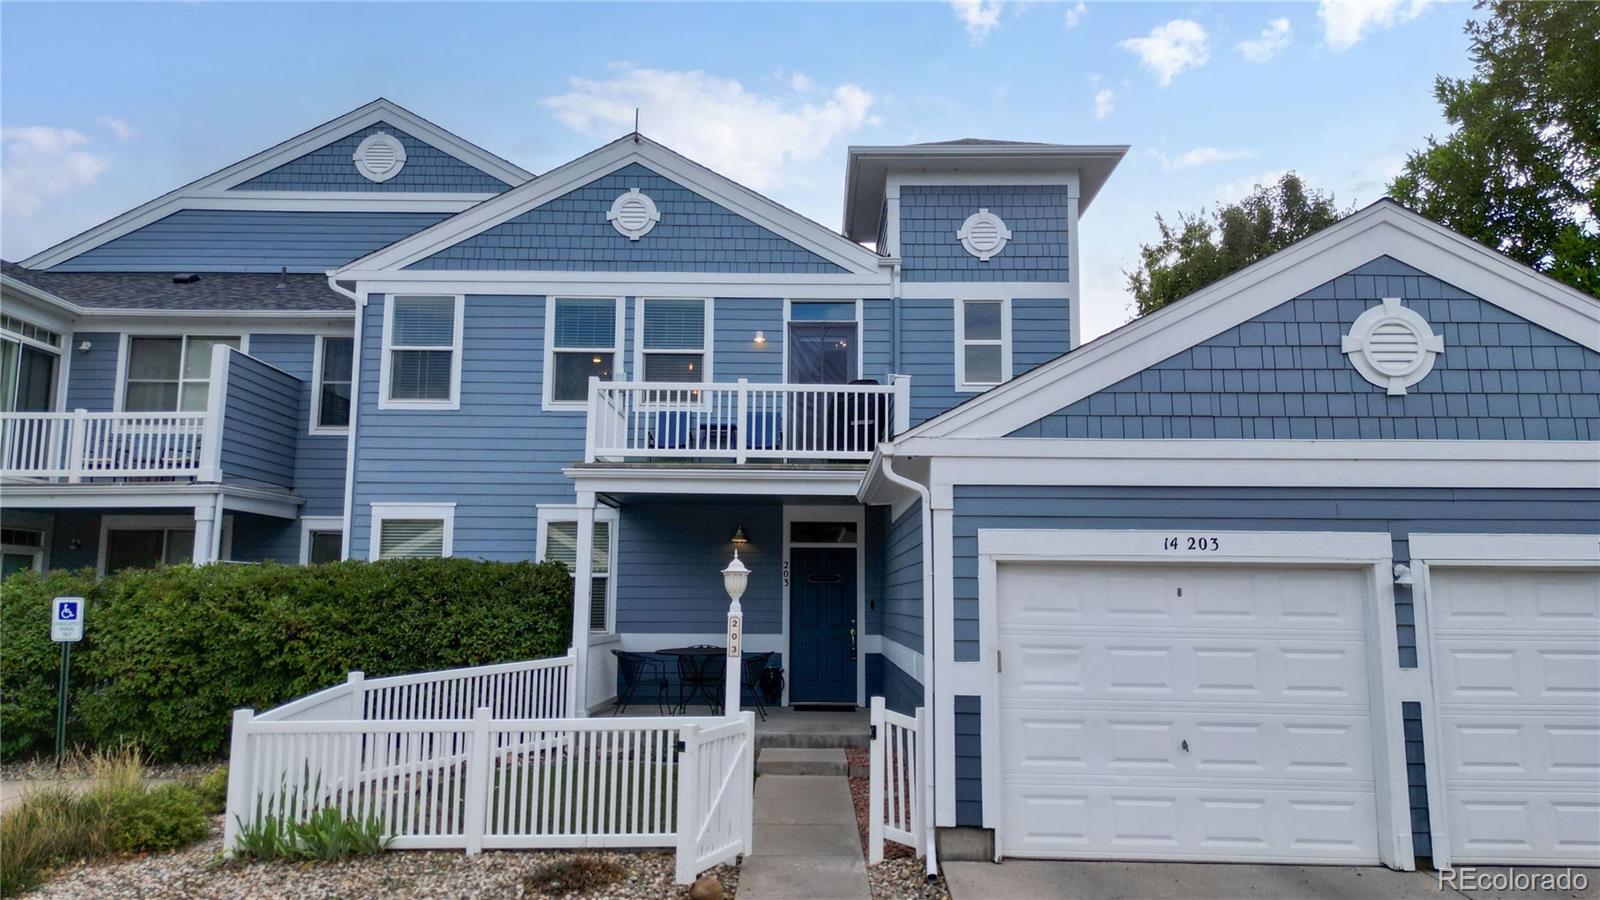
850, 627, 857, 661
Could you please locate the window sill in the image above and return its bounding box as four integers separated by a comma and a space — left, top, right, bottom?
955, 383, 1001, 394
308, 426, 351, 437
378, 399, 460, 411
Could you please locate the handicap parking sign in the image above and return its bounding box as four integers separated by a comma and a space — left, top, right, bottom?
52, 596, 84, 642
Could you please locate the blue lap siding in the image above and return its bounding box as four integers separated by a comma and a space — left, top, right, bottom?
64, 333, 119, 410
953, 695, 983, 826
615, 501, 783, 635
232, 122, 512, 193
244, 334, 350, 517
1403, 701, 1434, 857
1011, 298, 1071, 374
219, 352, 300, 489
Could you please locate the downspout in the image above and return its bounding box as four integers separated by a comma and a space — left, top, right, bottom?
327, 274, 362, 561
876, 441, 939, 881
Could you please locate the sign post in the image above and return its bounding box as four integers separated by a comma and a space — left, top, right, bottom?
721, 552, 750, 717
51, 596, 84, 767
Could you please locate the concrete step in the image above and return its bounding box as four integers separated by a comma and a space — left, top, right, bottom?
756, 730, 868, 750
757, 747, 847, 776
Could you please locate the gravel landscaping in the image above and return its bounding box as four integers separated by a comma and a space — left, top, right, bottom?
27, 816, 741, 899
846, 749, 950, 900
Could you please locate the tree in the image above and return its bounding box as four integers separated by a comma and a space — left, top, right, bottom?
1126, 173, 1349, 316
1389, 0, 1600, 296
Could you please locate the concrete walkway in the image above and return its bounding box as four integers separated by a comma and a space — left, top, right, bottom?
737, 773, 869, 899
0, 775, 175, 813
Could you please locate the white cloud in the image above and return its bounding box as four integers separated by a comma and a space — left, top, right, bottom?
98, 116, 136, 142
1151, 146, 1257, 170
1318, 0, 1434, 51
1120, 20, 1210, 87
789, 71, 814, 93
950, 0, 1005, 41
0, 126, 109, 217
1063, 1, 1087, 28
1094, 88, 1115, 121
543, 65, 878, 191
1237, 18, 1292, 62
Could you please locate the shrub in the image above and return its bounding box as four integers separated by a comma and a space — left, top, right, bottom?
105, 783, 209, 853
187, 765, 230, 816
0, 784, 109, 895
0, 559, 572, 763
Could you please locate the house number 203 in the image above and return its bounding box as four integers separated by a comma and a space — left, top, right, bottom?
1164, 536, 1220, 552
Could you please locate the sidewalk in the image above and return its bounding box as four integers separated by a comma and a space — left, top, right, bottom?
737, 774, 869, 899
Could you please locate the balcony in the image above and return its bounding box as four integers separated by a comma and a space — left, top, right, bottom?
585, 377, 910, 464
1, 410, 218, 482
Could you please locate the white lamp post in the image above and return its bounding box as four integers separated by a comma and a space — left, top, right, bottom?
721, 550, 750, 716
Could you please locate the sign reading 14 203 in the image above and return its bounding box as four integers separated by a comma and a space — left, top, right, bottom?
1164, 536, 1220, 552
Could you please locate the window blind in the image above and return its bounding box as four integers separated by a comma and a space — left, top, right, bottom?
378, 519, 445, 559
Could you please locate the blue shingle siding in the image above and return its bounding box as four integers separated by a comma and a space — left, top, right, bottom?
64, 332, 119, 410
881, 656, 923, 716
219, 352, 299, 489
900, 184, 1070, 283
712, 299, 783, 382
950, 485, 1600, 662
1012, 257, 1600, 440
246, 334, 349, 516
885, 501, 923, 652
232, 122, 511, 193
49, 210, 451, 273
954, 695, 983, 826
616, 500, 783, 634
1012, 298, 1071, 376
1403, 701, 1433, 858
406, 163, 846, 274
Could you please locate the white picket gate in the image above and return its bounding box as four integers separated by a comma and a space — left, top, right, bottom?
223, 652, 754, 884
868, 696, 926, 863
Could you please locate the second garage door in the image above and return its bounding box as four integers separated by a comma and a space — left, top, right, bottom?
998, 560, 1381, 863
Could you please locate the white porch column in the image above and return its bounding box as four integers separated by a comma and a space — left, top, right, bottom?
192, 500, 219, 565
570, 491, 597, 716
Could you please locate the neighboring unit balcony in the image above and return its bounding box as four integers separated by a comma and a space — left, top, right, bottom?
585, 376, 910, 464
1, 409, 218, 482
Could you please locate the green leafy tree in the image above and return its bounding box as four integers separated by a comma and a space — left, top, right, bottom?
1127, 173, 1349, 316
1389, 0, 1600, 296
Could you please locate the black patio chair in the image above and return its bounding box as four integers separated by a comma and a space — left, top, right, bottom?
676, 649, 724, 714
739, 651, 776, 721
612, 650, 668, 715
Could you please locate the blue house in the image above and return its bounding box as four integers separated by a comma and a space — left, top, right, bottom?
3, 99, 1596, 873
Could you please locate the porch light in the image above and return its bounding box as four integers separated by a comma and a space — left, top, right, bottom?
753, 330, 766, 344
722, 550, 750, 604
730, 525, 748, 546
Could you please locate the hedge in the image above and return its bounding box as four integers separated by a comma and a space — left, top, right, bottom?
0, 558, 573, 763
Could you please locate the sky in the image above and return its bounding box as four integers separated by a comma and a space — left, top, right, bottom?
0, 0, 1475, 341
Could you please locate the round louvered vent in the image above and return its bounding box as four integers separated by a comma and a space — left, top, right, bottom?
957, 209, 1012, 261
607, 188, 661, 240
1340, 298, 1445, 395
353, 132, 407, 183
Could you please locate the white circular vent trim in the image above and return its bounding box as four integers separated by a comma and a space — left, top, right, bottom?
607, 188, 661, 240
353, 132, 407, 183
1340, 297, 1445, 395
957, 209, 1012, 261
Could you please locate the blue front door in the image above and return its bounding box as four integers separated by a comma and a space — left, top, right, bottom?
790, 547, 856, 703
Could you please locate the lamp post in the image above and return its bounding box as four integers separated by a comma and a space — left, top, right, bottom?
722, 550, 750, 716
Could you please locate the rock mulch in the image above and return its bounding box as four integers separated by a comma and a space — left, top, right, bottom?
31, 817, 740, 899
2, 758, 221, 783
846, 750, 950, 900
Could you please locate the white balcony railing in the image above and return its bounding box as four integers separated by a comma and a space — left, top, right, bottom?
0, 409, 220, 482
585, 376, 910, 463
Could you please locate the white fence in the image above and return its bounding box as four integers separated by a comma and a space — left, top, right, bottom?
586, 377, 910, 463
868, 697, 926, 864
224, 652, 754, 884
0, 409, 217, 481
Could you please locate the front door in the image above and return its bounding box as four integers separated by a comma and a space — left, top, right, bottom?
790, 546, 856, 703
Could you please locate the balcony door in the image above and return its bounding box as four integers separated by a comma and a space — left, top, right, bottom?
785, 301, 858, 385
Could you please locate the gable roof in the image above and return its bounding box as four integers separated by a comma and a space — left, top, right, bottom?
900, 199, 1600, 440
21, 99, 534, 271
337, 134, 889, 277
2, 263, 350, 313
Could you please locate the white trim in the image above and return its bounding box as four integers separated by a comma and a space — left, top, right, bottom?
22, 99, 531, 270
956, 209, 1011, 261
368, 501, 455, 561
782, 504, 868, 708
567, 464, 866, 498
353, 132, 407, 183
543, 296, 626, 411
1066, 195, 1081, 349
1408, 532, 1600, 564
1, 527, 46, 574
309, 334, 354, 435
96, 513, 234, 576
298, 515, 344, 564
337, 271, 895, 300
338, 135, 885, 276
900, 281, 1069, 300
953, 298, 1011, 392
117, 332, 246, 413
905, 201, 1600, 440
1340, 298, 1444, 395
607, 188, 660, 240
76, 311, 351, 328
974, 528, 1410, 868
339, 293, 366, 562
536, 504, 620, 636
633, 297, 713, 387
378, 294, 463, 410
872, 635, 925, 685
782, 299, 864, 384
0, 481, 301, 518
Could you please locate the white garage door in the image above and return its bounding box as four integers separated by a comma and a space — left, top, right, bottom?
998, 561, 1381, 863
1430, 565, 1600, 865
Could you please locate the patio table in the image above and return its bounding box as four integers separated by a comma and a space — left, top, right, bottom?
657, 646, 726, 712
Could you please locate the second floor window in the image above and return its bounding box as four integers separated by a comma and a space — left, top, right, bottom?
124, 335, 240, 412
384, 296, 460, 407
1, 315, 60, 413
956, 299, 1008, 390
640, 298, 708, 382
315, 336, 354, 430
548, 297, 619, 405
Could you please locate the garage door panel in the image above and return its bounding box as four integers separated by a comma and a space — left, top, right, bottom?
1435, 641, 1600, 704
1440, 713, 1600, 784
1449, 795, 1600, 864
1432, 568, 1600, 630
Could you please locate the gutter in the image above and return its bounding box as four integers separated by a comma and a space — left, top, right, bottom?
874, 440, 940, 881
327, 274, 364, 561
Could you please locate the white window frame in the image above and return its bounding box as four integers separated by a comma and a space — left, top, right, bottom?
543, 296, 625, 411
116, 333, 246, 412
1, 527, 46, 574
954, 297, 1012, 392
310, 334, 355, 435
96, 513, 233, 575
379, 295, 463, 411
781, 299, 864, 385
633, 297, 714, 385
298, 515, 345, 565
368, 502, 455, 561
1, 315, 63, 414
536, 505, 619, 636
